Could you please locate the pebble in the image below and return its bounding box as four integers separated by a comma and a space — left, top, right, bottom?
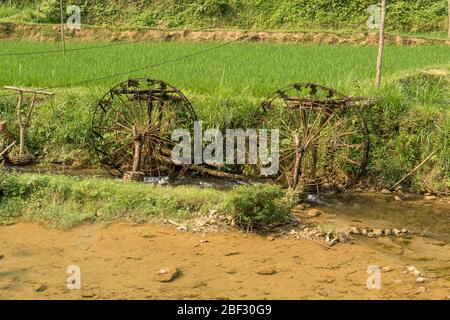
401, 228, 408, 234
256, 267, 276, 275
307, 209, 321, 217
407, 266, 418, 273
424, 195, 437, 200
394, 195, 403, 201
154, 267, 180, 282
382, 266, 393, 273
414, 287, 426, 294
81, 292, 96, 298
416, 277, 426, 283
350, 227, 362, 235
266, 236, 275, 241
393, 228, 401, 237
412, 270, 422, 277
384, 229, 393, 236
381, 188, 392, 195
200, 239, 209, 243
35, 284, 47, 292
373, 229, 384, 236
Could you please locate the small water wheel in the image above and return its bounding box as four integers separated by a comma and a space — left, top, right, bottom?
256, 83, 370, 194
91, 78, 197, 180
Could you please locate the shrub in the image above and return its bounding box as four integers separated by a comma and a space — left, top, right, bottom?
224, 184, 292, 230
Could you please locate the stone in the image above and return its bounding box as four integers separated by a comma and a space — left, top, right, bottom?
373, 229, 384, 236
350, 227, 362, 235
266, 236, 275, 241
381, 188, 392, 195
256, 267, 276, 275
307, 209, 321, 217
382, 266, 393, 273
81, 292, 96, 298
401, 228, 408, 234
199, 239, 209, 243
362, 229, 368, 236
394, 195, 402, 201
414, 287, 426, 294
155, 267, 180, 282
384, 229, 393, 236
416, 277, 426, 283
224, 251, 240, 256
407, 266, 417, 273
35, 284, 47, 292
393, 228, 401, 237
424, 195, 437, 200
412, 270, 422, 277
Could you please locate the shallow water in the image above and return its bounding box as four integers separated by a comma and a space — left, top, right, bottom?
309, 192, 450, 242
6, 165, 450, 242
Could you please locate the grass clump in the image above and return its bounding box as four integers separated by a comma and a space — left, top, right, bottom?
224, 184, 292, 230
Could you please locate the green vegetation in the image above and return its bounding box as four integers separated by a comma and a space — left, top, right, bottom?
225, 185, 291, 230
1, 0, 448, 32
0, 40, 448, 192
0, 170, 290, 229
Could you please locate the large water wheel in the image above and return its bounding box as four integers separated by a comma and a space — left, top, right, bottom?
256, 83, 370, 194
91, 78, 197, 180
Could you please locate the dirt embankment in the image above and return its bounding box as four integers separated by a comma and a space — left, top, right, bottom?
1, 220, 449, 300
1, 22, 449, 45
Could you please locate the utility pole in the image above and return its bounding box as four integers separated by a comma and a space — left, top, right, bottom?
59, 0, 66, 53
375, 0, 387, 88
448, 0, 450, 39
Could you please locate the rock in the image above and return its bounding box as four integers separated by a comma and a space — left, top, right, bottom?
393, 228, 401, 237
266, 236, 275, 241
407, 266, 417, 273
362, 228, 368, 236
155, 267, 180, 282
416, 277, 426, 283
307, 209, 321, 217
224, 251, 240, 256
382, 266, 393, 273
401, 228, 408, 234
256, 267, 276, 275
367, 232, 375, 238
373, 229, 384, 236
81, 292, 96, 298
424, 195, 437, 201
394, 195, 403, 201
350, 227, 362, 235
35, 284, 47, 292
384, 229, 393, 236
381, 188, 392, 195
414, 287, 426, 294
199, 239, 209, 243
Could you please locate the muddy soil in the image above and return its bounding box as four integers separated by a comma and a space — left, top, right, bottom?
1, 22, 448, 46
0, 220, 449, 300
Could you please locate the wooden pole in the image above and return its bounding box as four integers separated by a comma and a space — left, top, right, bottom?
375, 0, 387, 88
448, 0, 450, 39
59, 0, 66, 53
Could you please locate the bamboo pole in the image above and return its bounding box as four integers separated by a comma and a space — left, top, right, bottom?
60, 0, 66, 53
448, 0, 450, 39
375, 0, 387, 88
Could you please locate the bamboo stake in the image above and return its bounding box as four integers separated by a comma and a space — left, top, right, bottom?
375, 0, 387, 87
60, 0, 66, 53
0, 141, 16, 158
390, 150, 437, 191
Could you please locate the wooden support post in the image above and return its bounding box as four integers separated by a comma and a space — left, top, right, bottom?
4, 86, 54, 163
375, 0, 387, 88
60, 0, 66, 53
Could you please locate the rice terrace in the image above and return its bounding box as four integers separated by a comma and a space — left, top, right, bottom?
0, 0, 449, 306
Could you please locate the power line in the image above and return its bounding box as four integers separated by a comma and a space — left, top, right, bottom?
0, 36, 246, 98
0, 39, 147, 57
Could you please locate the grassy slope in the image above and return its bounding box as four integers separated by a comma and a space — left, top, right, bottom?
0, 0, 448, 33
0, 171, 290, 229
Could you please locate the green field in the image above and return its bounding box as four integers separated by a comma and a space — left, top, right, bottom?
0, 40, 449, 97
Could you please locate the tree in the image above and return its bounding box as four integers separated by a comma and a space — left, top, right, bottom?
375, 0, 387, 88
